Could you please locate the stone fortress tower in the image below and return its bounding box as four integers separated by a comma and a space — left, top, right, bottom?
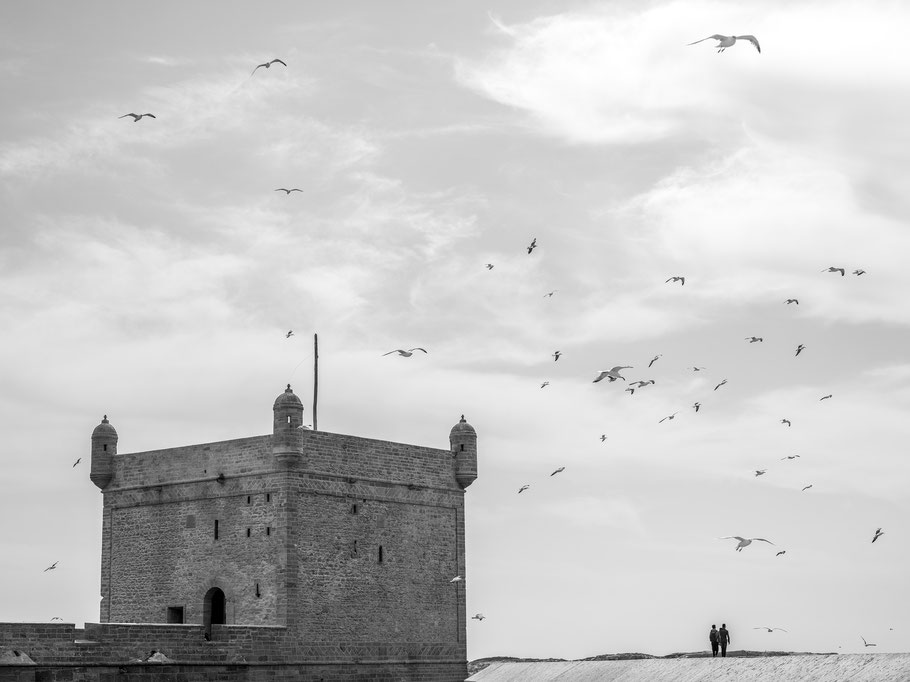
76, 385, 478, 680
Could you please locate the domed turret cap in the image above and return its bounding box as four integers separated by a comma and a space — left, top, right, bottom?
92, 415, 118, 438
274, 384, 303, 409
450, 414, 476, 437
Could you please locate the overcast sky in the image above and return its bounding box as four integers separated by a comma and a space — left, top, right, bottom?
2, 0, 909, 660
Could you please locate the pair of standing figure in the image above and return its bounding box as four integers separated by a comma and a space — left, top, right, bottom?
709, 623, 730, 657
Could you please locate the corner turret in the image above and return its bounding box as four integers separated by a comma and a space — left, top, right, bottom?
450, 415, 477, 489
273, 384, 304, 465
90, 415, 117, 489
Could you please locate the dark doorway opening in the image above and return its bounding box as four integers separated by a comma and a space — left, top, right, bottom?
203, 587, 226, 638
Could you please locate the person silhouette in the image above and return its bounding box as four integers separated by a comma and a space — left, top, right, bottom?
718, 623, 730, 657
709, 624, 719, 657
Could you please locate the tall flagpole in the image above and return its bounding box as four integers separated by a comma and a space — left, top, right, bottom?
313, 333, 318, 431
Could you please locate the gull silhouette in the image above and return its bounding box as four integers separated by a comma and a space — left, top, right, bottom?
593, 366, 632, 383
631, 380, 655, 388
543, 290, 557, 298
823, 266, 845, 276
625, 387, 636, 396
518, 484, 530, 494
693, 402, 701, 413
275, 188, 302, 194
853, 269, 866, 276
781, 419, 791, 427
754, 627, 788, 633
746, 336, 763, 343
44, 561, 58, 572
776, 550, 786, 557
527, 238, 537, 254
795, 344, 806, 356
862, 636, 876, 647
540, 381, 549, 389
754, 470, 767, 477
659, 412, 679, 423
72, 458, 81, 467
285, 330, 294, 338
820, 394, 833, 401
720, 536, 774, 552
802, 484, 813, 491
785, 299, 799, 305
471, 613, 485, 621
550, 467, 565, 476
552, 350, 562, 361
251, 58, 287, 76
450, 575, 463, 582
649, 354, 662, 368
485, 263, 494, 270
688, 34, 761, 53
383, 348, 427, 357
119, 113, 156, 122
714, 379, 727, 391
665, 276, 685, 286
600, 434, 607, 442
781, 454, 800, 460
690, 366, 707, 372
872, 528, 884, 543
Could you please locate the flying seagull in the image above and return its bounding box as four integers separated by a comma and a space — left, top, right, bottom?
648, 354, 662, 368
658, 412, 679, 423
593, 366, 632, 383
746, 336, 763, 343
785, 299, 799, 305
754, 469, 767, 477
688, 34, 761, 53
552, 350, 562, 361
72, 458, 81, 467
518, 484, 530, 494
527, 238, 537, 254
781, 454, 800, 460
802, 484, 813, 491
50, 617, 63, 621
853, 269, 866, 276
383, 348, 427, 357
600, 434, 607, 442
693, 402, 701, 413
251, 58, 287, 76
631, 380, 655, 388
781, 419, 791, 427
665, 276, 685, 286
543, 290, 557, 298
754, 627, 788, 633
776, 550, 786, 556
823, 266, 845, 276
795, 344, 806, 356
274, 188, 302, 194
719, 536, 774, 551
550, 467, 565, 476
485, 263, 494, 270
862, 636, 876, 647
540, 381, 549, 389
714, 379, 727, 391
119, 113, 156, 122
690, 366, 707, 372
872, 528, 884, 543
820, 394, 833, 401
625, 387, 636, 396
449, 575, 463, 583
471, 614, 485, 621
44, 561, 58, 572
285, 330, 294, 338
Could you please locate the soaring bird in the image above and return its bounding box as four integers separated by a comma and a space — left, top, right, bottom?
450, 575, 463, 583
720, 536, 774, 552
285, 330, 294, 338
665, 276, 685, 286
781, 454, 800, 460
754, 627, 788, 633
274, 188, 302, 194
72, 458, 81, 467
693, 402, 701, 413
518, 484, 530, 494
50, 617, 63, 621
485, 263, 494, 270
785, 299, 799, 305
714, 379, 727, 391
383, 348, 427, 357
795, 344, 806, 356
471, 613, 485, 621
648, 354, 662, 368
659, 412, 679, 424
543, 290, 557, 298
688, 34, 761, 53
853, 269, 866, 276
690, 366, 707, 372
540, 381, 550, 389
44, 561, 58, 572
872, 528, 884, 543
781, 419, 791, 427
820, 394, 833, 401
552, 350, 562, 361
776, 550, 786, 557
631, 380, 655, 388
754, 470, 767, 477
802, 484, 813, 491
746, 336, 763, 343
823, 267, 845, 276
251, 58, 287, 76
527, 238, 537, 254
600, 434, 608, 442
593, 366, 632, 383
625, 387, 636, 396
862, 637, 877, 647
119, 113, 156, 122
550, 467, 565, 476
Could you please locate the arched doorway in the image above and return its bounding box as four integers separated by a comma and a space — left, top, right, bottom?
203, 587, 226, 638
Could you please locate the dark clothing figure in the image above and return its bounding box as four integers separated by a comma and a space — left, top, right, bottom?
709, 626, 719, 657
718, 625, 730, 657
